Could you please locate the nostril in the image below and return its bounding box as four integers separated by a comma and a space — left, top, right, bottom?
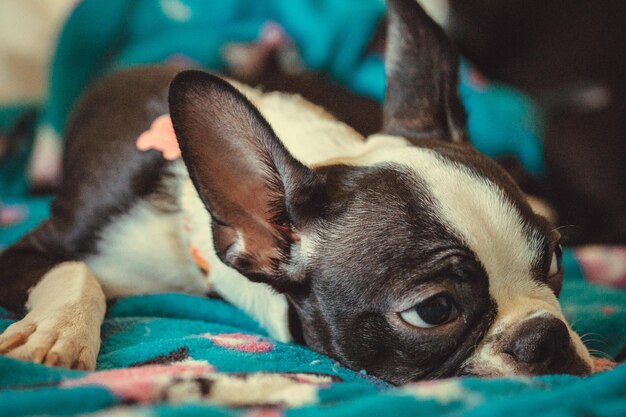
511, 332, 553, 363
505, 317, 571, 365
557, 326, 570, 354
548, 320, 571, 360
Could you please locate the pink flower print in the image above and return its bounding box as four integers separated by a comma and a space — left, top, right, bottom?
166, 54, 199, 69
600, 306, 615, 315
592, 357, 616, 373
468, 66, 489, 90
288, 373, 335, 385
244, 407, 284, 417
202, 333, 274, 353
136, 115, 181, 160
0, 204, 25, 226
575, 245, 626, 288
62, 362, 214, 403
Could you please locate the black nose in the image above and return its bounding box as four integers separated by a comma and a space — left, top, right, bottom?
505, 317, 570, 365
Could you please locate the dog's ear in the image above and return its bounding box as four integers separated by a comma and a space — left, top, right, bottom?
383, 0, 467, 142
169, 71, 322, 291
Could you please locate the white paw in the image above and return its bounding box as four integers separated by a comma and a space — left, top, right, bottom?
0, 262, 106, 370
0, 310, 100, 370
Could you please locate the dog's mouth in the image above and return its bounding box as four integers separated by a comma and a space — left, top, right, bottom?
452, 315, 598, 378
510, 349, 592, 377
591, 357, 617, 373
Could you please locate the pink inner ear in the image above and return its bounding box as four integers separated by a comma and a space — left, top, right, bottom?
168, 70, 317, 289
136, 115, 181, 160
214, 214, 287, 277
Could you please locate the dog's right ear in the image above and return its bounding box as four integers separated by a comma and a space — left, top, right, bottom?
383, 0, 467, 143
168, 71, 322, 291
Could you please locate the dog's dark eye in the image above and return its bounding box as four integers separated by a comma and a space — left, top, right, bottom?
399, 294, 458, 328
549, 243, 563, 276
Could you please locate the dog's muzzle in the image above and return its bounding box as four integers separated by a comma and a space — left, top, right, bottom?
501, 316, 590, 375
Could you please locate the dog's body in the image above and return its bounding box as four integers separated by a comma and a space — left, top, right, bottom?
0, 0, 592, 384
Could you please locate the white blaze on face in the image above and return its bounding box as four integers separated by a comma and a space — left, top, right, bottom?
349, 135, 544, 292
349, 134, 592, 372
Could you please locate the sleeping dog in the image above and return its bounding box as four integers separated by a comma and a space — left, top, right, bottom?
0, 0, 592, 384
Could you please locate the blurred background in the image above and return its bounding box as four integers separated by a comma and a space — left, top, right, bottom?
0, 0, 624, 247
446, 0, 626, 245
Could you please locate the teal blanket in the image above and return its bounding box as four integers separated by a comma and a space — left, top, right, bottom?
1, 251, 624, 416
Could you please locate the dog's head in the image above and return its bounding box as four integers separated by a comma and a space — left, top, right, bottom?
168, 0, 592, 384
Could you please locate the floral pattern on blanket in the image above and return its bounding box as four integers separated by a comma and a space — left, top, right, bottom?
62, 361, 337, 407
0, 273, 624, 417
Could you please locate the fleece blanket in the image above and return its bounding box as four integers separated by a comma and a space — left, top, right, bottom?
0, 251, 625, 417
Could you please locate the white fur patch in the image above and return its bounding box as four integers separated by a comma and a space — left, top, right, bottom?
86, 199, 207, 298
418, 0, 451, 28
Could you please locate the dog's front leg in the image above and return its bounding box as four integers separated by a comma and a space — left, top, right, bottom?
0, 262, 106, 370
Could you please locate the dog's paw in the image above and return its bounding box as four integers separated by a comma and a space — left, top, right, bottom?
0, 262, 106, 370
0, 310, 100, 370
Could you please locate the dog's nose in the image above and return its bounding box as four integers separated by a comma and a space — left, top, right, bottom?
505, 316, 570, 365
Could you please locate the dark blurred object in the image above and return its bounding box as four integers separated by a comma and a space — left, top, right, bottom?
0, 108, 40, 196
447, 0, 626, 244
223, 31, 383, 139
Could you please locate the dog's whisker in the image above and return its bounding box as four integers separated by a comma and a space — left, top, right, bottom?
587, 348, 613, 360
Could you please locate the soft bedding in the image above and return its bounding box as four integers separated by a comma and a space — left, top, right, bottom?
0, 251, 624, 417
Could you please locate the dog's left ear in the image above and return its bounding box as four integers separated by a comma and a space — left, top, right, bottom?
383, 0, 467, 142
169, 71, 322, 291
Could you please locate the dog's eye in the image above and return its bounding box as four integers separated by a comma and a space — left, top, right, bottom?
549, 243, 563, 276
399, 294, 458, 328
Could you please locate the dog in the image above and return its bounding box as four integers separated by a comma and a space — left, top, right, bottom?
0, 0, 592, 384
